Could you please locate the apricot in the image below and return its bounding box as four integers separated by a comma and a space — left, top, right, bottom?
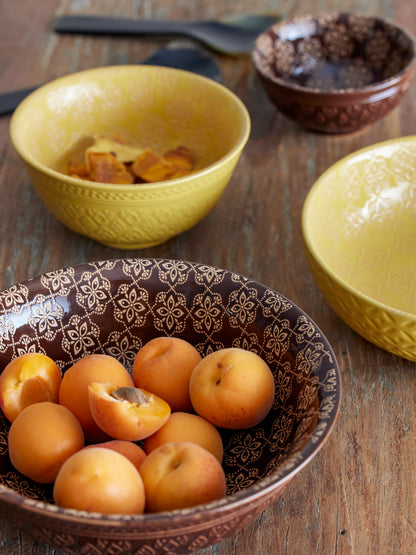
189, 347, 275, 429
58, 354, 134, 442
144, 412, 223, 463
132, 336, 202, 412
139, 441, 226, 512
88, 382, 171, 441
53, 447, 145, 514
0, 352, 62, 422
84, 440, 147, 471
8, 401, 84, 483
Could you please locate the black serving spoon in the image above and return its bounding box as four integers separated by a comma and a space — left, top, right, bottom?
0, 42, 221, 116
53, 12, 280, 55
0, 12, 281, 116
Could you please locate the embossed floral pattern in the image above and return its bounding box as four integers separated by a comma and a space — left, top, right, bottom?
113, 283, 149, 327
41, 268, 74, 295
0, 259, 340, 553
61, 315, 101, 358
0, 285, 29, 312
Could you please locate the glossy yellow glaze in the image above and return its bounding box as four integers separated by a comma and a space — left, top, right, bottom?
10, 65, 250, 248
302, 136, 416, 361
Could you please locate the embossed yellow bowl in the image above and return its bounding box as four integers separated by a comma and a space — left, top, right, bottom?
302, 136, 416, 361
10, 65, 250, 249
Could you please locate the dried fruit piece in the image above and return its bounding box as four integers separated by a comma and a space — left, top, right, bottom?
169, 169, 194, 179
87, 151, 134, 184
164, 145, 195, 171
66, 133, 196, 184
131, 149, 176, 182
68, 164, 90, 179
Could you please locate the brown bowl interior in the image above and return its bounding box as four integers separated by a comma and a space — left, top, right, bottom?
254, 12, 415, 91
0, 258, 341, 552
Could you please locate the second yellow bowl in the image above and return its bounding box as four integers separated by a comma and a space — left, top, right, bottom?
302, 136, 416, 361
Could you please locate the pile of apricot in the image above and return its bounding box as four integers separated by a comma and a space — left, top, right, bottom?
0, 338, 275, 515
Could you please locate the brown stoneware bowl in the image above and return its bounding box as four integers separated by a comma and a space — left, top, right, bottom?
252, 12, 416, 133
0, 258, 341, 553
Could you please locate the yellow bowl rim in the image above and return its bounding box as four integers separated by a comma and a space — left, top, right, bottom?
302, 134, 416, 322
10, 65, 251, 193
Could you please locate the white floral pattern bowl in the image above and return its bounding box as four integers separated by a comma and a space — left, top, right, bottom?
252, 12, 416, 133
303, 136, 416, 360
10, 65, 250, 249
0, 258, 341, 553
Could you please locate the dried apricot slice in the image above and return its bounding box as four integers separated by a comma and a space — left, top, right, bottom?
87, 151, 134, 184
164, 145, 195, 171
131, 149, 176, 182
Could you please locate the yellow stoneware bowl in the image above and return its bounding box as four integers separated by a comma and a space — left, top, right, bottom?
10, 65, 250, 249
302, 136, 416, 361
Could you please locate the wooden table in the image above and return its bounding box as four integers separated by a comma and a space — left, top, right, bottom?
0, 0, 415, 553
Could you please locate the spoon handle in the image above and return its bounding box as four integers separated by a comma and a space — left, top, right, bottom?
0, 86, 38, 116
53, 16, 192, 37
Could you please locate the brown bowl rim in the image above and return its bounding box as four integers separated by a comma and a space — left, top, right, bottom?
252, 11, 416, 95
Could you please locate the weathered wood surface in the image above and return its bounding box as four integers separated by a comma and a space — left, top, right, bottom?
0, 0, 415, 553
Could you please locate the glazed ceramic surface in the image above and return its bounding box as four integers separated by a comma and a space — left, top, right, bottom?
10, 66, 250, 249
0, 258, 341, 553
303, 136, 416, 360
252, 12, 416, 133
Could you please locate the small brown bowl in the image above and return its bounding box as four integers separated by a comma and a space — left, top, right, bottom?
252, 12, 416, 133
0, 258, 341, 553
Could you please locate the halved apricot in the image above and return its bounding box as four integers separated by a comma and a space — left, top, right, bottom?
88, 382, 171, 441
0, 353, 62, 422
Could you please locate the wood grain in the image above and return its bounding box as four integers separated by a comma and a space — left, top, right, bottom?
1, 0, 415, 553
